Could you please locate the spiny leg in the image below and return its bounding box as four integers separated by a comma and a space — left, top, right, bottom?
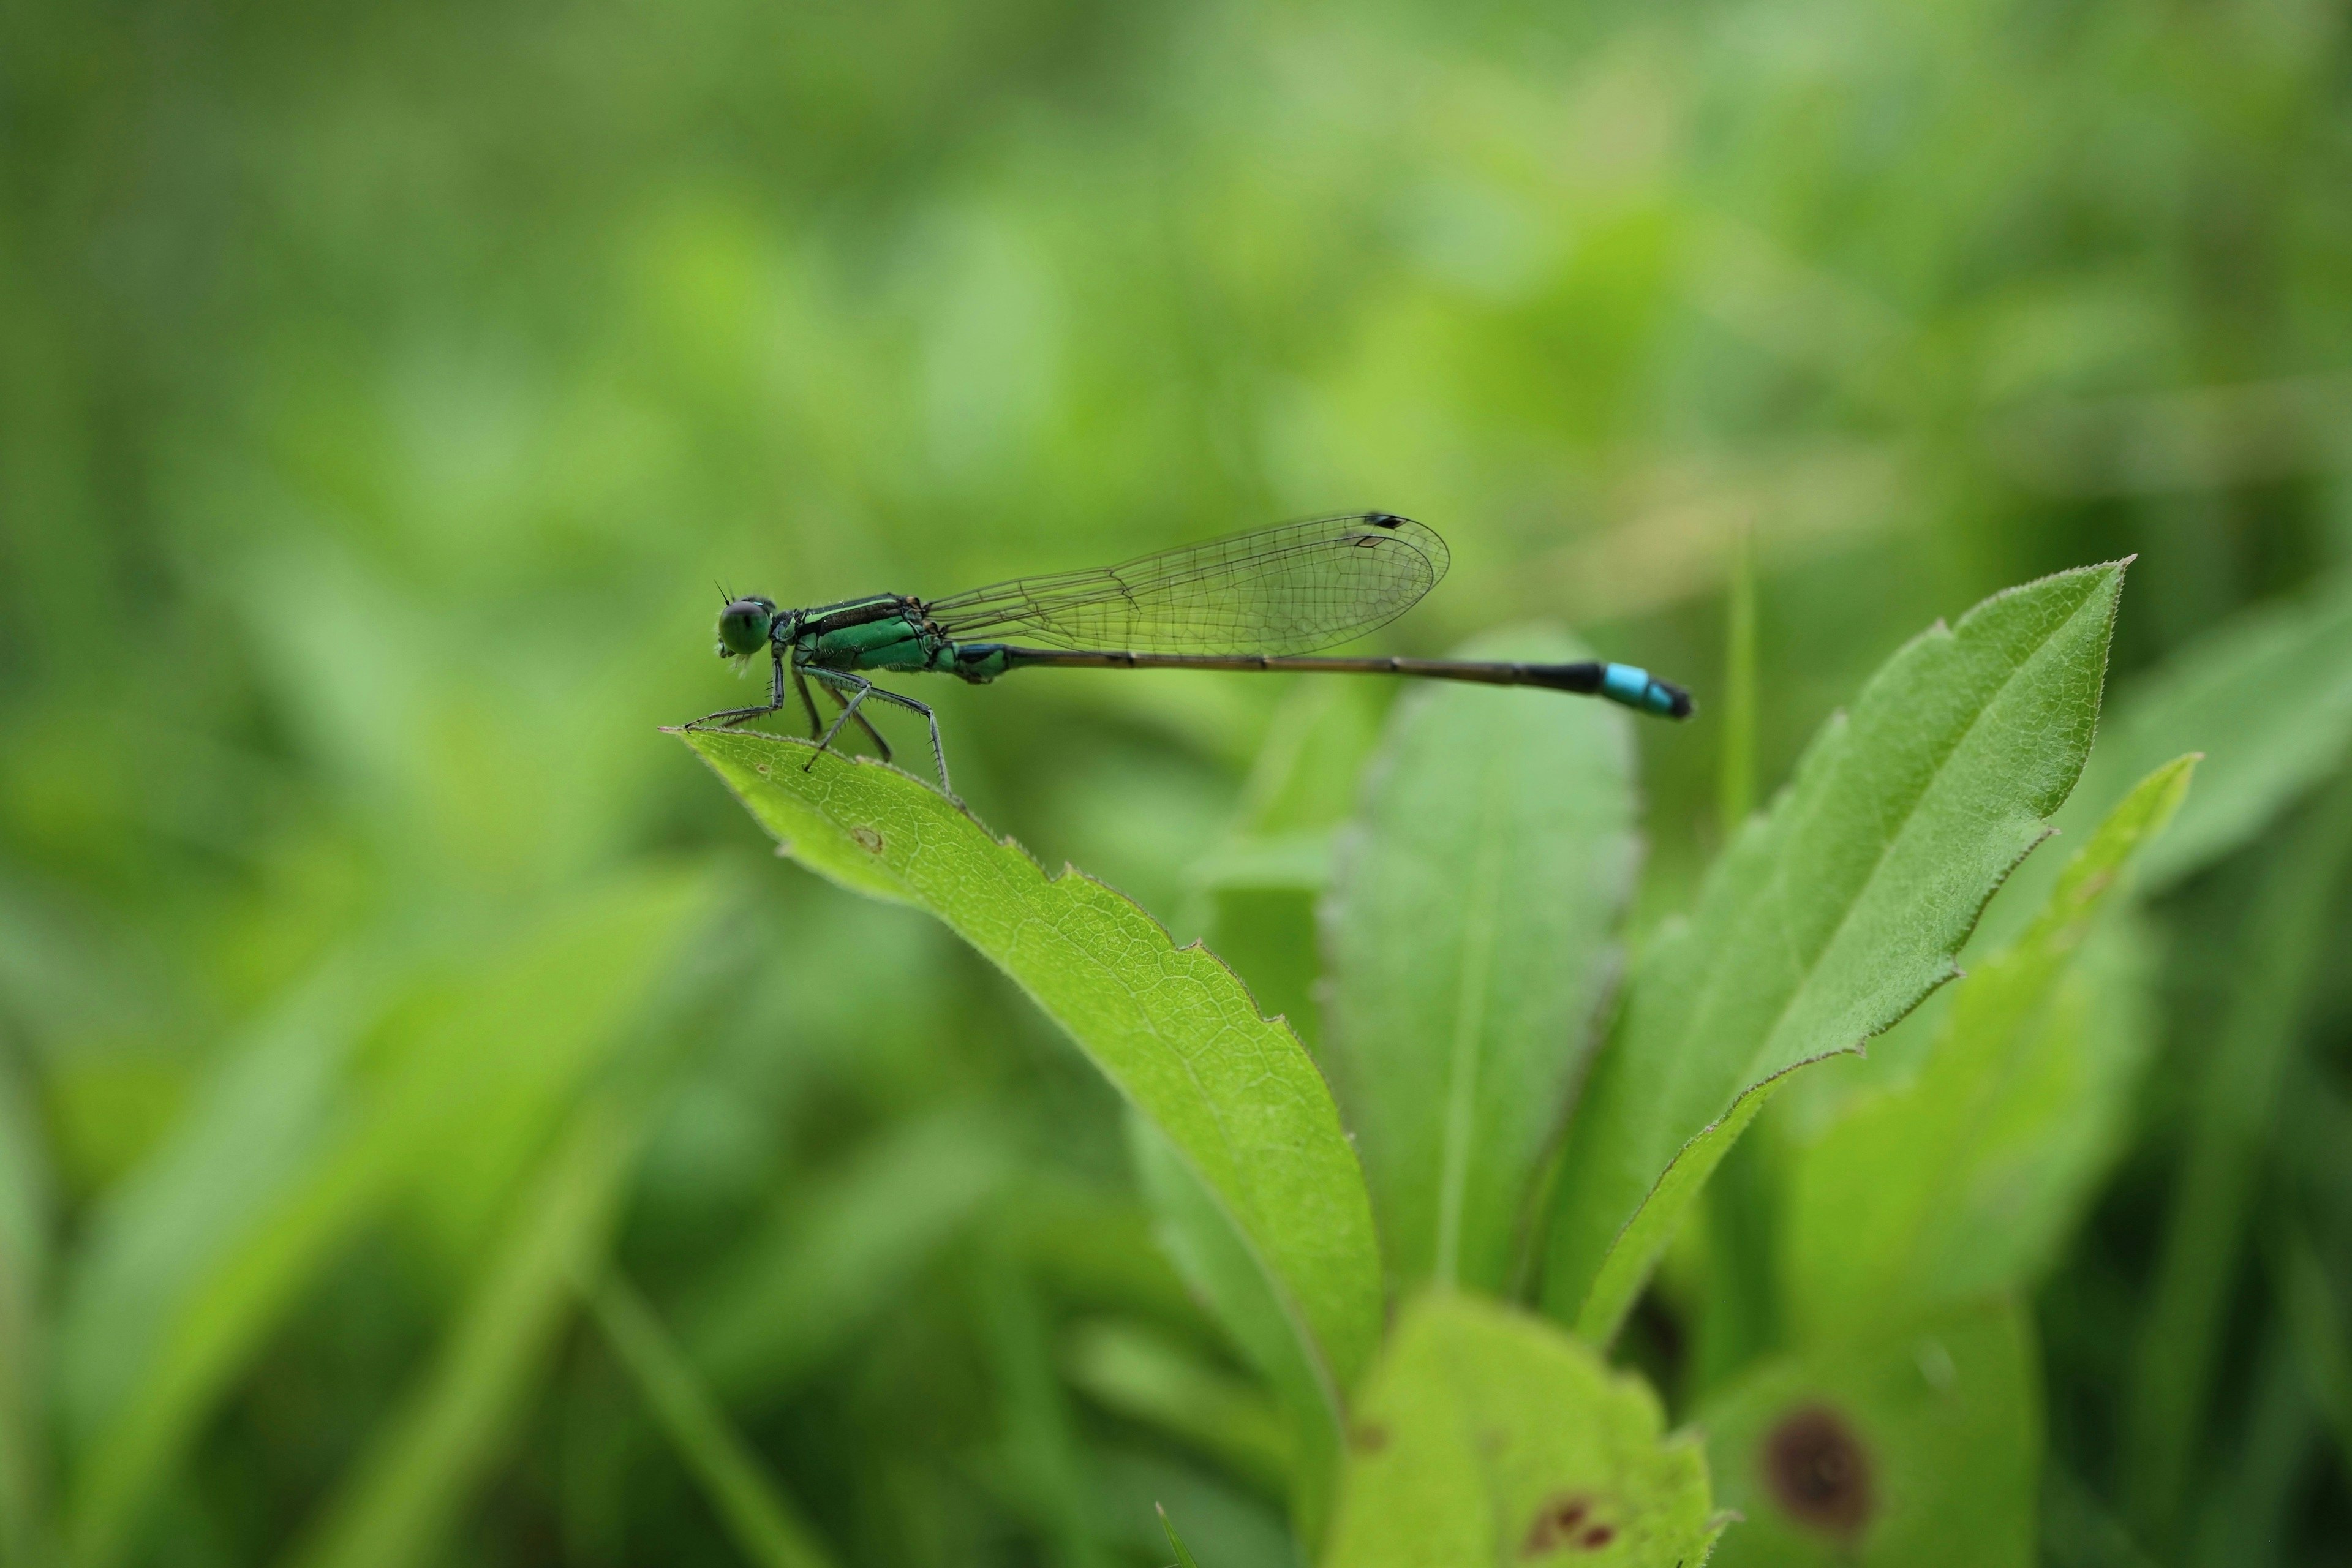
809, 670, 952, 796
693, 649, 790, 729
804, 670, 878, 767
818, 679, 894, 763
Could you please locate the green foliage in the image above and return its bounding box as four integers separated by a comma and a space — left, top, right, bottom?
1545, 564, 2125, 1343
13, 0, 2352, 1559
1323, 1292, 1721, 1568
1322, 627, 1637, 1294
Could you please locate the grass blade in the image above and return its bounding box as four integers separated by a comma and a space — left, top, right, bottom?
0, 1039, 52, 1567
1547, 563, 2127, 1343
1719, 518, 1759, 838
1157, 1502, 1204, 1568
285, 1099, 638, 1568
1323, 628, 1637, 1294
590, 1273, 838, 1568
981, 1256, 1109, 1568
1063, 1317, 1293, 1496
2273, 1224, 2352, 1490
64, 875, 704, 1568
2124, 766, 2352, 1534
685, 1106, 1015, 1406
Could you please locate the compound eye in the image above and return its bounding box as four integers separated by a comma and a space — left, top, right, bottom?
716, 598, 773, 657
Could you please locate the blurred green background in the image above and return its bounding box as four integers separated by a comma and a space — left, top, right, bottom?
5, 0, 2351, 1563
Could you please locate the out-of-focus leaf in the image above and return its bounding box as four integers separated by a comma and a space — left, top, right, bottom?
590, 1274, 838, 1568
2054, 569, 2352, 893
2125, 767, 2352, 1534
60, 960, 374, 1447
1003, 1178, 1200, 1325
2185, 1330, 2315, 1568
1321, 1291, 1721, 1568
1545, 565, 2125, 1343
682, 731, 1382, 1400
1130, 1114, 1343, 1549
2040, 1464, 2162, 1568
1063, 1318, 1292, 1496
686, 1105, 1016, 1404
1187, 681, 1385, 1052
1700, 1299, 2038, 1568
288, 1098, 639, 1568
64, 876, 704, 1568
2272, 1226, 2352, 1491
1323, 628, 1637, 1294
1784, 758, 2192, 1342
0, 1040, 51, 1564
982, 1256, 1110, 1568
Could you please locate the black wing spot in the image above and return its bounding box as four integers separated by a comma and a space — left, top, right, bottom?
1366, 512, 1404, 528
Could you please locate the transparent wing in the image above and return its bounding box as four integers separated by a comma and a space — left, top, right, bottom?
924, 513, 1450, 656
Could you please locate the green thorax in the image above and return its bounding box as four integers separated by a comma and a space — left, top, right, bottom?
788, 595, 1012, 681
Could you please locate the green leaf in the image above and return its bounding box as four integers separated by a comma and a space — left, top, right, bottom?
1321, 1291, 1720, 1568
1544, 563, 2126, 1343
1699, 1298, 2037, 1568
679, 731, 1382, 1399
591, 1274, 839, 1568
1783, 756, 2192, 1342
287, 1098, 639, 1568
1323, 628, 1638, 1294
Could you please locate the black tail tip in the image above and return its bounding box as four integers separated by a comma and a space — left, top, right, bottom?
1660, 680, 1696, 720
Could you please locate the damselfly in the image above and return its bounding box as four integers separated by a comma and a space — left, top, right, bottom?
690, 513, 1692, 795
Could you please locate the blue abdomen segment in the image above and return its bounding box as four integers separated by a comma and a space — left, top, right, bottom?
1600, 663, 1694, 719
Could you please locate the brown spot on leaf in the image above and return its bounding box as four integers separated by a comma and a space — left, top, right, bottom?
1520, 1494, 1595, 1556
1763, 1403, 1874, 1538
851, 826, 884, 853
1350, 1422, 1387, 1453
1577, 1525, 1615, 1549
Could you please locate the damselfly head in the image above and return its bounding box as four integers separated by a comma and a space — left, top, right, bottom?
715, 596, 777, 658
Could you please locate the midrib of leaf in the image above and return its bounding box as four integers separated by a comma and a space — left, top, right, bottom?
1433, 752, 1507, 1289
